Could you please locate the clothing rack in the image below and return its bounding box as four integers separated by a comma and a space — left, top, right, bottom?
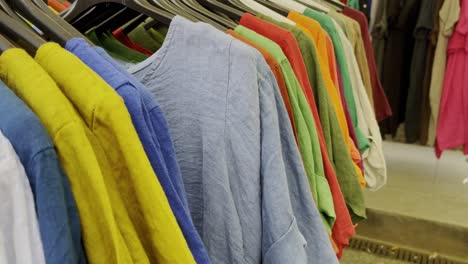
0, 1, 428, 263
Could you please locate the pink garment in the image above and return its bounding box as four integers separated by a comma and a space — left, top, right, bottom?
436, 0, 468, 158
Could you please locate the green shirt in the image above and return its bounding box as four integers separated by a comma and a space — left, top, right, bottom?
256, 16, 366, 223
303, 8, 369, 152
347, 0, 360, 10
235, 25, 338, 232
86, 29, 148, 63
256, 14, 337, 230
327, 11, 372, 153
127, 24, 162, 52
127, 19, 168, 52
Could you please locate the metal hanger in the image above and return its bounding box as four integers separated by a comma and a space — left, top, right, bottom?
62, 0, 174, 26
0, 9, 46, 54
5, 0, 73, 45
0, 34, 15, 53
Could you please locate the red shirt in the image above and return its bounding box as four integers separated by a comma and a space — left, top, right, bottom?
240, 14, 322, 131
112, 28, 153, 56
343, 7, 392, 121
240, 14, 355, 256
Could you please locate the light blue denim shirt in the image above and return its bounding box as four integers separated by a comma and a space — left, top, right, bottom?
0, 80, 87, 264
254, 42, 339, 264
128, 16, 337, 264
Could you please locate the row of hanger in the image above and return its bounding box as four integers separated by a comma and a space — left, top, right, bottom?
0, 0, 345, 54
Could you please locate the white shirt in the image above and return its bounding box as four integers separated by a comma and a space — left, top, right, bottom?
334, 20, 387, 191
0, 131, 46, 264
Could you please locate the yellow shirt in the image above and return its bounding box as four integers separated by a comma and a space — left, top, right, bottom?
35, 43, 195, 264
288, 11, 366, 187
0, 48, 136, 263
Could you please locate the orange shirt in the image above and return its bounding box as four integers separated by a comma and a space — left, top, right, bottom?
48, 0, 66, 12
62, 1, 71, 7
324, 35, 339, 90
288, 11, 365, 188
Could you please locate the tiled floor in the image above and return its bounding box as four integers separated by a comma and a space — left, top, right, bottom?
364, 142, 468, 228
341, 249, 409, 264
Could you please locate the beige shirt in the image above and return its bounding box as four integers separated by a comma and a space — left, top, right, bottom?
334, 20, 387, 191
427, 0, 461, 146
329, 11, 374, 109
369, 0, 381, 32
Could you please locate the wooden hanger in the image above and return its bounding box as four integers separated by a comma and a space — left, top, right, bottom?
5, 0, 73, 45
0, 8, 46, 54
320, 0, 344, 10
146, 0, 228, 30
0, 34, 15, 53
121, 13, 149, 34
179, 0, 238, 28
62, 0, 174, 26
29, 0, 96, 42
255, 0, 289, 15
71, 4, 123, 31
93, 6, 142, 35
0, 0, 27, 23
217, 0, 257, 14
196, 0, 244, 21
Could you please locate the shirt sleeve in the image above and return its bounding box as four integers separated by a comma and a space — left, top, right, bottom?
30, 148, 87, 264
341, 28, 387, 191
256, 63, 308, 264
440, 0, 461, 36
257, 55, 339, 263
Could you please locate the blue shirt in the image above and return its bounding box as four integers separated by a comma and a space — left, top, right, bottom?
128, 16, 337, 264
65, 38, 210, 264
93, 46, 189, 210
0, 80, 87, 264
254, 40, 340, 264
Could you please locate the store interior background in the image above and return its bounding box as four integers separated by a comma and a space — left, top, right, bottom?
341, 140, 468, 263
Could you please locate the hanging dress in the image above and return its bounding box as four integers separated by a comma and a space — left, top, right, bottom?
436, 0, 468, 157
